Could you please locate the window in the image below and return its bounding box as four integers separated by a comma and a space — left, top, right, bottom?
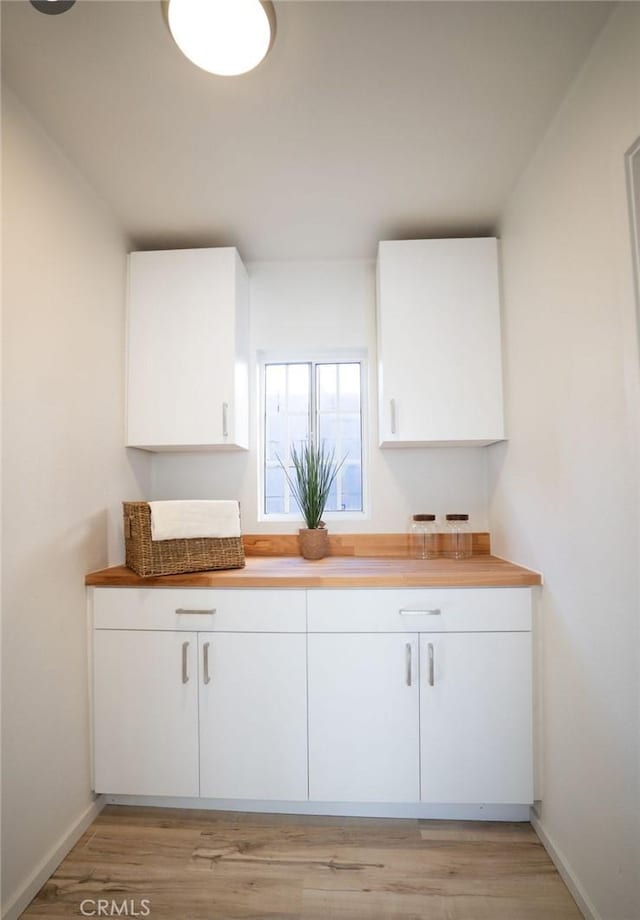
262, 358, 365, 517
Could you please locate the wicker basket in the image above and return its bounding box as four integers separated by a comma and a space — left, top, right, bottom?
123, 502, 245, 577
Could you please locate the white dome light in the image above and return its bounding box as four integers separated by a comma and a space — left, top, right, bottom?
168, 0, 272, 77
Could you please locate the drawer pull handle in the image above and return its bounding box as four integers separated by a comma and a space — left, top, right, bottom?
428, 642, 435, 687
181, 641, 189, 684
222, 402, 229, 438
405, 643, 412, 687
203, 642, 211, 685
399, 608, 441, 616
390, 398, 397, 435
175, 608, 217, 616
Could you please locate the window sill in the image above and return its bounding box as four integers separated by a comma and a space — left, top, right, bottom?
258, 511, 370, 525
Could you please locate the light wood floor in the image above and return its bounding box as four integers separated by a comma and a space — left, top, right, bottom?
22, 806, 582, 919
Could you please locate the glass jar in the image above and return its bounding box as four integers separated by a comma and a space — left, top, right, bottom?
444, 514, 472, 559
410, 514, 438, 560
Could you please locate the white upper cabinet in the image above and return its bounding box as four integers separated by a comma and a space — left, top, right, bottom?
376, 238, 505, 446
126, 247, 249, 451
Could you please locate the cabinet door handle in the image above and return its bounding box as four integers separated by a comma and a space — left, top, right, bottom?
203, 641, 211, 685
175, 608, 216, 616
428, 642, 435, 687
399, 608, 441, 616
222, 402, 229, 438
405, 642, 412, 687
181, 641, 189, 684
390, 398, 397, 435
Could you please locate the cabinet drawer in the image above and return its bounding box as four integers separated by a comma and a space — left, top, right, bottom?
307, 588, 531, 632
92, 588, 306, 632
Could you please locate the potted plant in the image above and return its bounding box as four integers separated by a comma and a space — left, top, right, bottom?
278, 440, 345, 560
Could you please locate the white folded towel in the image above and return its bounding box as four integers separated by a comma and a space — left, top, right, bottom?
149, 500, 241, 542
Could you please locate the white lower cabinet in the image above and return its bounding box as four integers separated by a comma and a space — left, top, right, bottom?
91, 586, 533, 809
306, 587, 533, 806
308, 634, 420, 802
420, 632, 533, 804
93, 629, 199, 796
199, 633, 307, 800
92, 588, 307, 800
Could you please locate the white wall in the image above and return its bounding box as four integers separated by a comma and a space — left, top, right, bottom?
1, 92, 150, 914
489, 6, 640, 919
151, 259, 490, 532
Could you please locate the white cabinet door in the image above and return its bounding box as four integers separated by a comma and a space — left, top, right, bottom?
198, 633, 308, 800
93, 630, 199, 796
126, 247, 249, 451
308, 634, 420, 802
420, 632, 533, 804
377, 238, 504, 446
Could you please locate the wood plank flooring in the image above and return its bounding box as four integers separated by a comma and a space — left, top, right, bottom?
21, 806, 582, 920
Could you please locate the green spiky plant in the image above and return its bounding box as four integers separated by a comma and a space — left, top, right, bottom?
278, 440, 345, 529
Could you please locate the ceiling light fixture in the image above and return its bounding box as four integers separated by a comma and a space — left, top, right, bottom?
167, 0, 273, 77
30, 1, 76, 13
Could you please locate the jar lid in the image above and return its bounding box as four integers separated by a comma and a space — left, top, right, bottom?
446, 513, 469, 521
413, 514, 436, 521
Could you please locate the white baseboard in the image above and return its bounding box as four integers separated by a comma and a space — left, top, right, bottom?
1, 795, 107, 920
107, 795, 530, 822
530, 812, 600, 920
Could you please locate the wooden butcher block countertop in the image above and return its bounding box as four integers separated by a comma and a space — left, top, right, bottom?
86, 554, 541, 589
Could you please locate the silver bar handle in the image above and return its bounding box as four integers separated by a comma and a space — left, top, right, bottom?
203, 641, 211, 685
222, 401, 229, 437
428, 642, 435, 687
399, 608, 441, 616
176, 608, 216, 616
390, 398, 397, 435
405, 643, 412, 687
182, 641, 189, 684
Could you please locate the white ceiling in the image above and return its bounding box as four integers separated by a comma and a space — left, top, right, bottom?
2, 0, 612, 260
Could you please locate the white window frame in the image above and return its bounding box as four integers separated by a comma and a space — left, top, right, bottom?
258, 348, 369, 523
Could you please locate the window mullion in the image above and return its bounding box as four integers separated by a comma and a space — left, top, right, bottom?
310, 362, 317, 447
284, 365, 291, 514
336, 364, 343, 511
263, 363, 268, 516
